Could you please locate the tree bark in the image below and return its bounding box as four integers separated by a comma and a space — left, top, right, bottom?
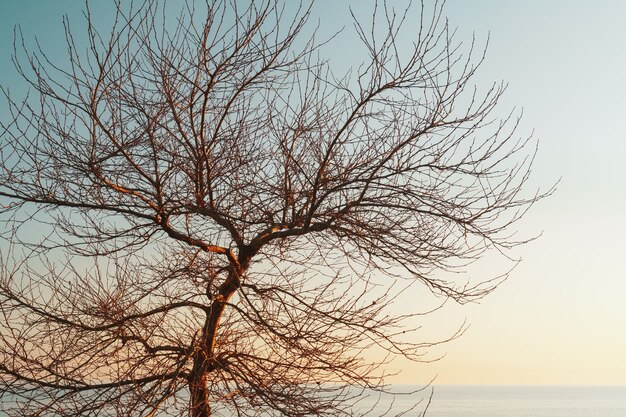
189, 263, 245, 417
189, 364, 211, 417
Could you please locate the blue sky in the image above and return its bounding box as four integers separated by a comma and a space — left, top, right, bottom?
1, 0, 625, 385
411, 0, 626, 384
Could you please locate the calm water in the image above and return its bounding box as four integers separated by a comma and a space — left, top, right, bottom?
358, 385, 626, 417
2, 385, 625, 416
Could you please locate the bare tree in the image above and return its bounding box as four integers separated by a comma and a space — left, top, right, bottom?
0, 1, 548, 416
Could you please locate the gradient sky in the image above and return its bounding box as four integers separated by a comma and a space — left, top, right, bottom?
1, 1, 625, 386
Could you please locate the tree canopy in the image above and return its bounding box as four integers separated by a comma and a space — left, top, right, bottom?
0, 1, 548, 416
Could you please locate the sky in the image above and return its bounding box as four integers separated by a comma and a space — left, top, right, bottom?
1, 0, 625, 386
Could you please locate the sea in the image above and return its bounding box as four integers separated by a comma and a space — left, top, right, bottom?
2, 385, 625, 416
358, 385, 626, 417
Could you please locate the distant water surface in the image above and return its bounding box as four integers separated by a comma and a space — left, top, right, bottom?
358, 385, 626, 417
2, 385, 625, 416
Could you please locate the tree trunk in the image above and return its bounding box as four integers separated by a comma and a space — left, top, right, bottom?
189, 264, 245, 417
189, 364, 211, 417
